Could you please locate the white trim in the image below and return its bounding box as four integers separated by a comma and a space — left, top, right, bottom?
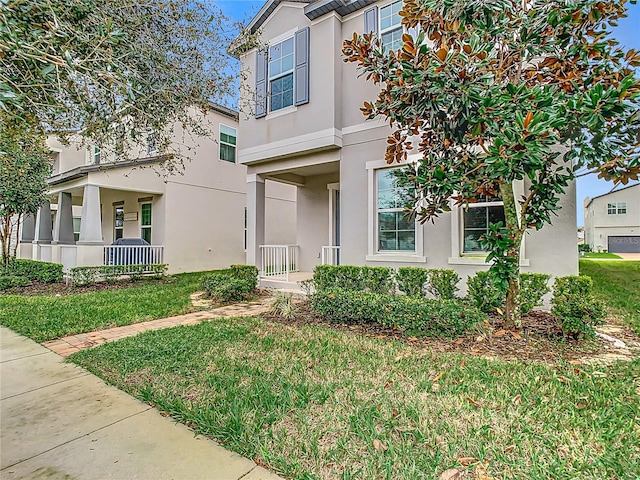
266, 105, 297, 120
239, 128, 342, 164
328, 183, 340, 247
268, 27, 298, 46
366, 254, 426, 263
140, 201, 152, 243
246, 174, 265, 184
342, 119, 388, 135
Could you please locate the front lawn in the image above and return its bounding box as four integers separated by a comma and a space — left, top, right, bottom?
0, 271, 211, 342
581, 252, 622, 259
70, 317, 640, 480
579, 260, 640, 333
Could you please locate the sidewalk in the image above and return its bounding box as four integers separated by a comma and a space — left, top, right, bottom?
0, 326, 282, 480
42, 297, 272, 357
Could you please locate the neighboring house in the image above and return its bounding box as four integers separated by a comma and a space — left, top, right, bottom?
233, 0, 578, 289
584, 184, 640, 253
17, 103, 297, 274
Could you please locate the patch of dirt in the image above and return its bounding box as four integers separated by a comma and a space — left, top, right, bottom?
1, 277, 174, 296
263, 302, 640, 365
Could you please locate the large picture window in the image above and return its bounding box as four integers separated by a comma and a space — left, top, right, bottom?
462, 196, 505, 253
141, 203, 152, 243
377, 169, 415, 252
268, 37, 294, 112
380, 0, 403, 51
219, 125, 237, 163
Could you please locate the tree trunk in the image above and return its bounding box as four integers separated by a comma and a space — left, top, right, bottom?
499, 182, 524, 330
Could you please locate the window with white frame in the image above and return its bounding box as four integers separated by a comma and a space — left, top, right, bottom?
114, 205, 124, 240
268, 37, 295, 112
607, 202, 626, 215
73, 217, 81, 242
377, 168, 416, 252
462, 195, 505, 253
147, 133, 157, 156
92, 146, 101, 164
380, 0, 403, 51
219, 125, 237, 162
141, 203, 152, 243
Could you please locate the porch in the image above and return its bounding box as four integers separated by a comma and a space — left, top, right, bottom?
258, 245, 339, 291
246, 157, 340, 291
18, 182, 164, 272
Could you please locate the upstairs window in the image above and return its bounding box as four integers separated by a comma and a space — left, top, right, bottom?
268, 38, 295, 112
147, 133, 157, 156
255, 28, 309, 118
607, 202, 626, 215
219, 124, 237, 162
462, 195, 505, 253
92, 146, 101, 164
380, 0, 403, 51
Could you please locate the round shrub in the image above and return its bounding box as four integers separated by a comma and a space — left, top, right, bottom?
551, 275, 606, 338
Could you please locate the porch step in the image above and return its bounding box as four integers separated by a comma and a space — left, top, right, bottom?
259, 278, 305, 293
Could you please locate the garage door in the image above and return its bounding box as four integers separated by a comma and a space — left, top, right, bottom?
608, 236, 640, 253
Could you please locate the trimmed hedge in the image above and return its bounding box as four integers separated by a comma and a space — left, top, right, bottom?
69, 264, 168, 286
311, 288, 484, 338
551, 276, 606, 338
396, 267, 429, 296
202, 265, 258, 302
0, 275, 30, 290
1, 258, 63, 283
313, 265, 395, 294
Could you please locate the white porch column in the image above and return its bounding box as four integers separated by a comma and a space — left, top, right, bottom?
33, 201, 53, 244
53, 192, 75, 244
78, 185, 103, 245
18, 213, 36, 259
20, 214, 36, 243
246, 174, 265, 267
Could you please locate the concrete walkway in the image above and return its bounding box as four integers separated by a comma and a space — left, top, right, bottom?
43, 297, 272, 358
0, 327, 281, 480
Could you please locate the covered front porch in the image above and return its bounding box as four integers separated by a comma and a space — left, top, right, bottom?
18, 181, 164, 272
245, 155, 340, 290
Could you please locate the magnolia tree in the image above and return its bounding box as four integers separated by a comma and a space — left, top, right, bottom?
0, 118, 51, 263
1, 0, 236, 171
343, 0, 640, 328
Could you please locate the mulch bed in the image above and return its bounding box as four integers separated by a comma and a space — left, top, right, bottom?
263, 302, 639, 365
0, 277, 173, 296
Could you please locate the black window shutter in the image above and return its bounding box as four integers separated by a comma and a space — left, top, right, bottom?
364, 6, 378, 35
294, 27, 310, 106
255, 49, 268, 118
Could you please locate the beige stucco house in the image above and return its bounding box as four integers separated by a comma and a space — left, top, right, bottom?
17, 103, 296, 274
235, 0, 578, 289
584, 184, 640, 253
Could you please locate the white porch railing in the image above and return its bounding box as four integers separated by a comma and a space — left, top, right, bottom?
321, 246, 340, 265
260, 245, 299, 281
103, 245, 164, 272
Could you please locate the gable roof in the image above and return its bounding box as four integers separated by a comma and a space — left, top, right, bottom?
246, 0, 377, 34
585, 183, 639, 209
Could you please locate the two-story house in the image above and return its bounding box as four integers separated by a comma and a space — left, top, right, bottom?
17, 103, 297, 274
584, 184, 640, 253
234, 0, 578, 289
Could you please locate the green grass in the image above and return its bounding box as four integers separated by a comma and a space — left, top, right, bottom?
0, 271, 211, 342
580, 260, 640, 333
70, 318, 640, 480
581, 252, 622, 259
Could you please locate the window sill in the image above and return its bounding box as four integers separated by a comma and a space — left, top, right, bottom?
448, 256, 530, 267
366, 254, 426, 263
266, 105, 297, 120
